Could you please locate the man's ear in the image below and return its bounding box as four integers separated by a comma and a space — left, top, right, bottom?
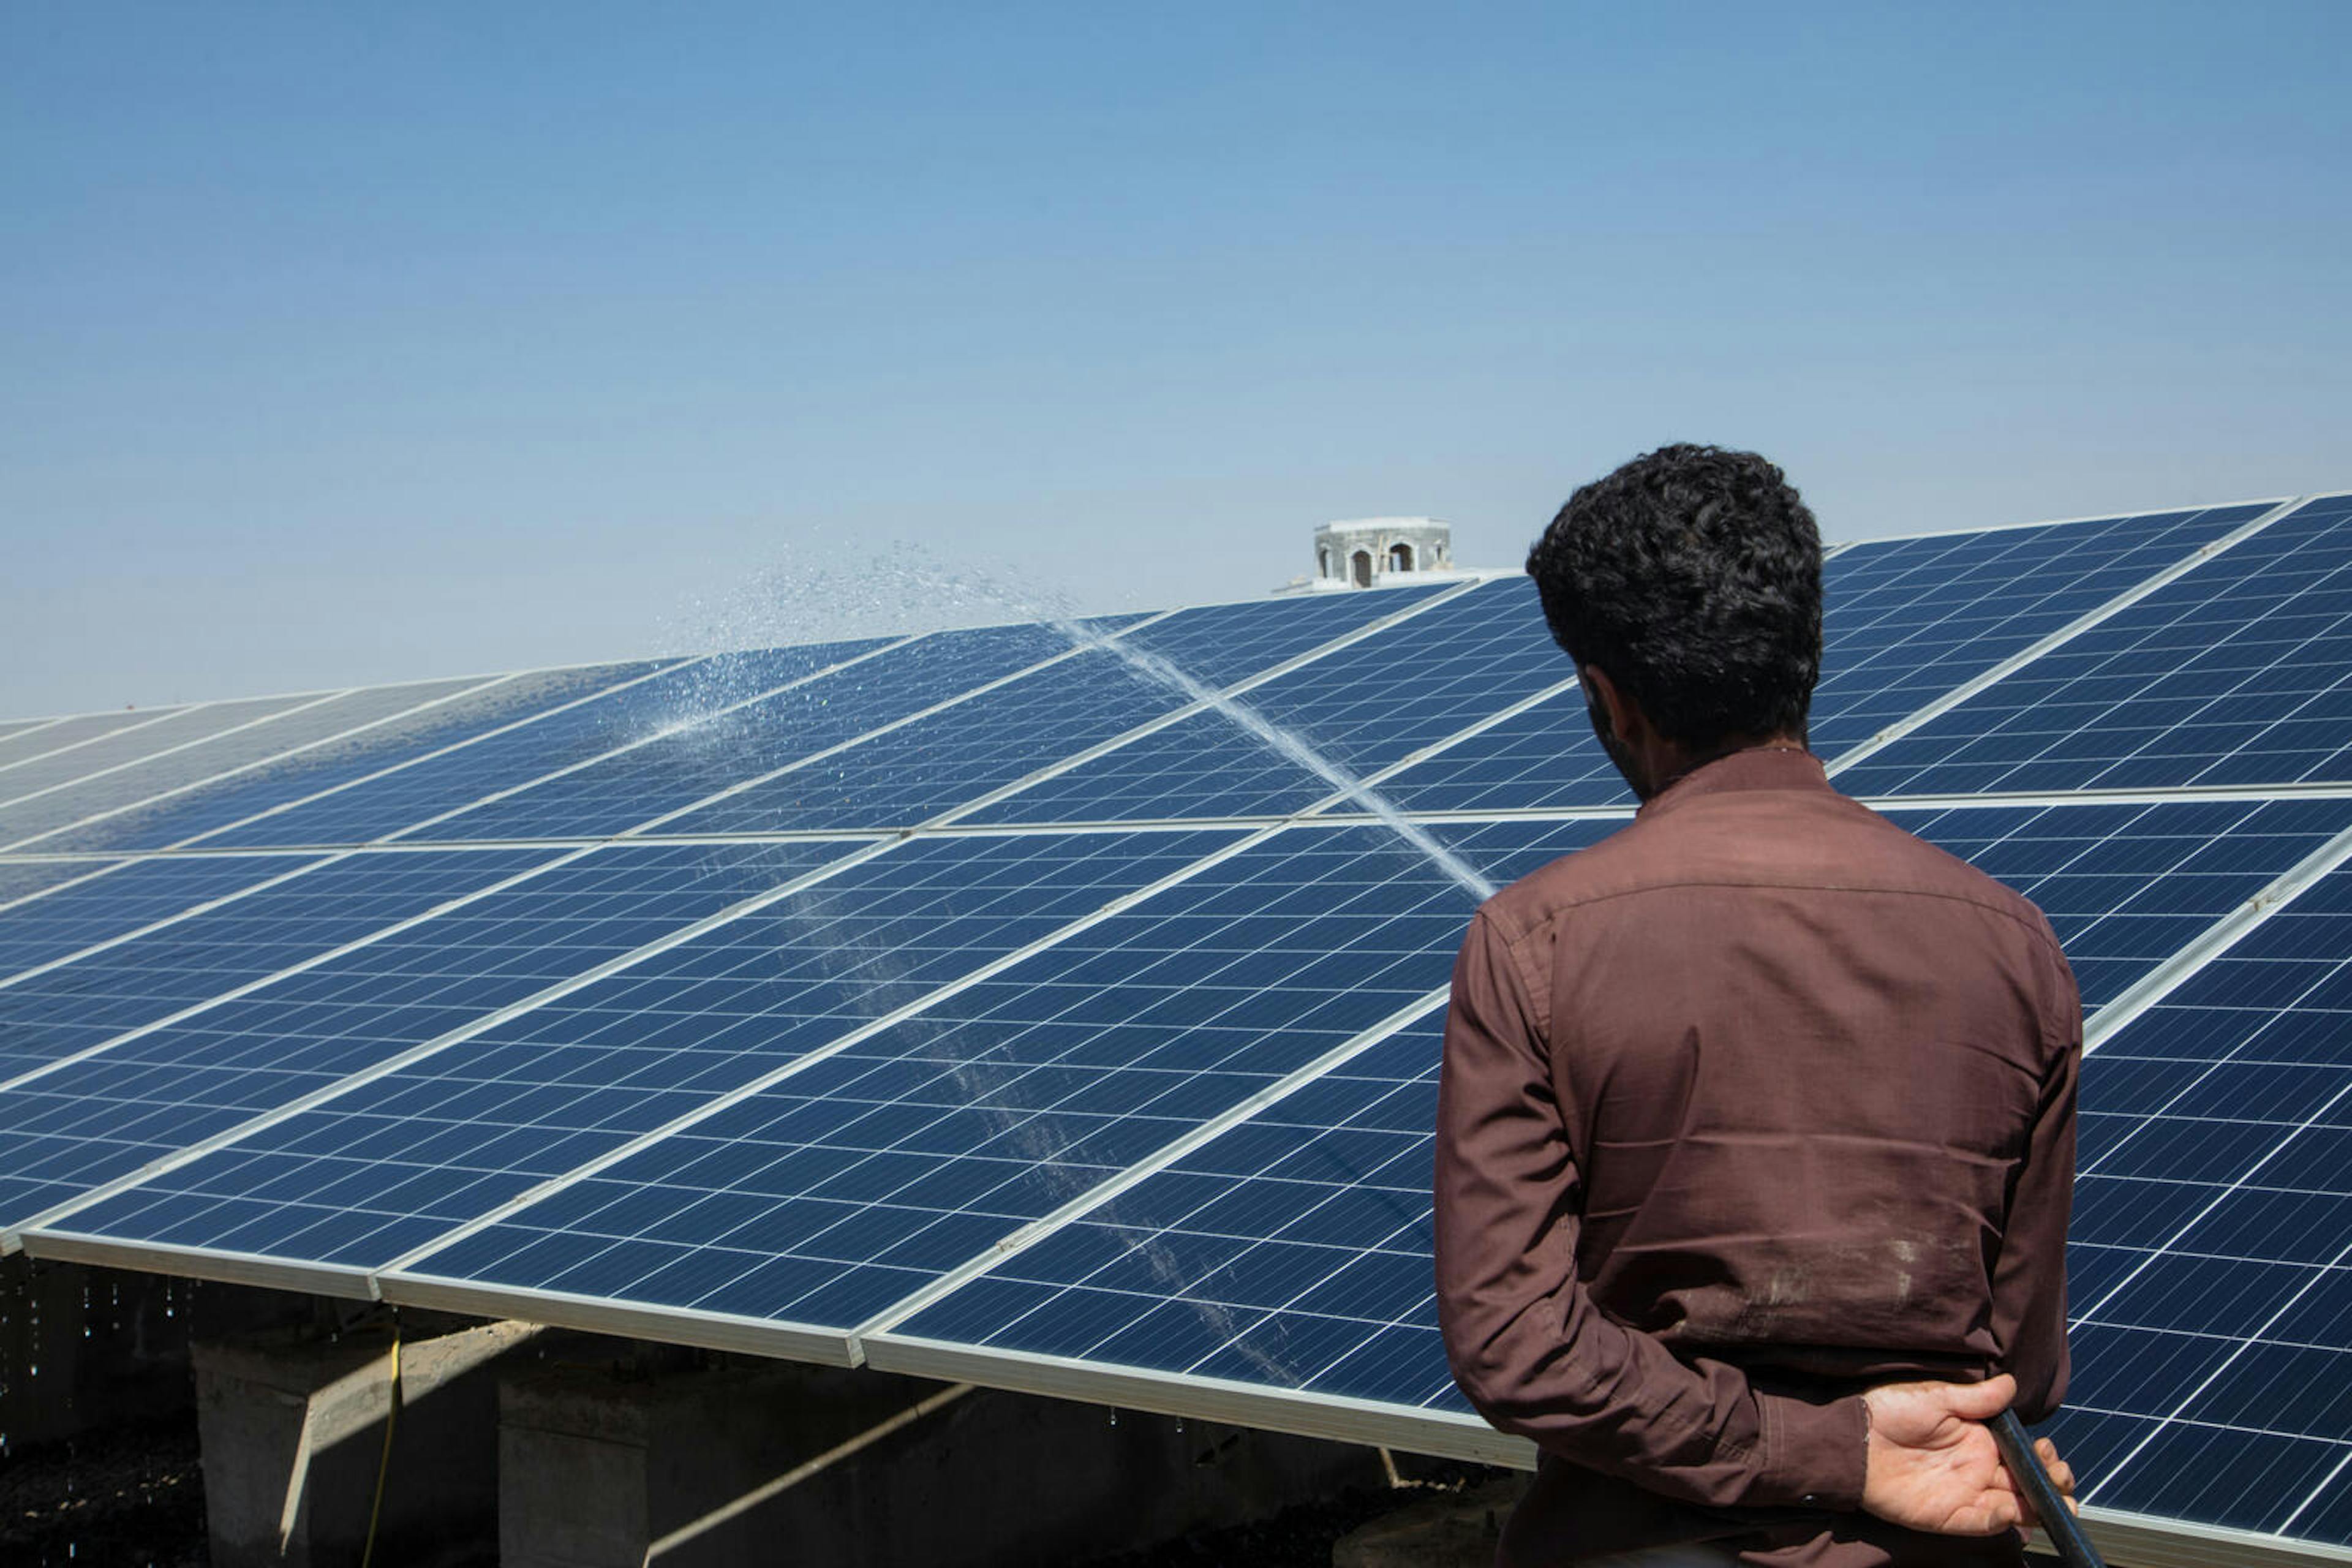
1580, 664, 1638, 743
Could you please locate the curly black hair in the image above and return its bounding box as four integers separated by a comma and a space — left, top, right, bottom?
1525, 444, 1822, 750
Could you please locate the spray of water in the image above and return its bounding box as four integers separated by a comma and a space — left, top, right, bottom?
657, 544, 1491, 1384
1046, 616, 1498, 902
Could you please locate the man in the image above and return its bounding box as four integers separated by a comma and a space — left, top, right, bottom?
1434, 445, 2079, 1566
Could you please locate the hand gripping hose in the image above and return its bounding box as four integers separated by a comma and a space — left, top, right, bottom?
1991, 1409, 2106, 1568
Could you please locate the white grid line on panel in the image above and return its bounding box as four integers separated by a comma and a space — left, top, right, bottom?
2088, 1229, 2352, 1506
599, 610, 1187, 842
0, 674, 517, 854
0, 707, 196, 782
919, 579, 1488, 832
0, 846, 594, 1098
2281, 1449, 2352, 1536
1826, 498, 2303, 777
0, 858, 135, 916
0, 853, 349, 997
0, 687, 361, 818
375, 636, 929, 844
2081, 818, 2352, 1052
172, 656, 717, 850
6, 837, 905, 1249
373, 821, 1295, 1280
850, 988, 1452, 1344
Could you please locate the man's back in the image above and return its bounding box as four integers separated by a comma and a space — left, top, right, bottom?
1436, 748, 2080, 1564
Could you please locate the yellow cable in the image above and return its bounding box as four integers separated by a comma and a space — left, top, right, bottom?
359, 1323, 402, 1568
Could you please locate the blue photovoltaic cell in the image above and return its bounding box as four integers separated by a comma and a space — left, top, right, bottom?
34, 662, 688, 854
968, 578, 1567, 826
0, 677, 498, 854
420, 624, 1085, 842
2044, 862, 2352, 1547
0, 846, 561, 1080
404, 817, 1619, 1335
1376, 504, 2272, 815
1841, 494, 2352, 797
888, 797, 2352, 1438
56, 827, 1242, 1269
0, 854, 318, 982
0, 840, 858, 1234
0, 711, 184, 773
884, 1009, 1464, 1413
1886, 796, 2352, 1009
0, 858, 123, 909
184, 658, 714, 848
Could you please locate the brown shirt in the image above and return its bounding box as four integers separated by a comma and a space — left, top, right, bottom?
1434, 748, 2079, 1567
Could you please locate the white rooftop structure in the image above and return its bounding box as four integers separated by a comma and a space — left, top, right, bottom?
1278, 517, 1480, 594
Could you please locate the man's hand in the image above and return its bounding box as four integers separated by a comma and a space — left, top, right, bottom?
2019, 1433, 2078, 1538
1860, 1374, 2034, 1536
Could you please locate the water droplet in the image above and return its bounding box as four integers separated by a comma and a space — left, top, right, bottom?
1107, 1409, 1118, 1427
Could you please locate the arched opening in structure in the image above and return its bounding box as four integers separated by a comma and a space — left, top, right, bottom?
1389, 542, 1415, 573
1319, 547, 1333, 579
1351, 549, 1374, 588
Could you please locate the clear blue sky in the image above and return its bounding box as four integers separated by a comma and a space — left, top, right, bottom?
7, 2, 2348, 715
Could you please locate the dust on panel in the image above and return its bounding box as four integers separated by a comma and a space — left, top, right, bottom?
0, 694, 327, 807
0, 711, 186, 772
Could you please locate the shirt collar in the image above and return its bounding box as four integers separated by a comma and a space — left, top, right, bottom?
1633, 744, 1831, 821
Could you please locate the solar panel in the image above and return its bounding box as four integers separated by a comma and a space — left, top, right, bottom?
0, 857, 124, 910
1841, 493, 2352, 797
963, 578, 1567, 826
29, 662, 701, 854
0, 846, 561, 1079
0, 839, 869, 1236
410, 624, 1082, 843
380, 819, 1614, 1341
38, 827, 1245, 1276
860, 798, 2352, 1447
1373, 502, 2277, 815
0, 853, 320, 982
8, 493, 2352, 1564
0, 693, 330, 804
0, 710, 188, 772
182, 658, 698, 848
0, 676, 496, 853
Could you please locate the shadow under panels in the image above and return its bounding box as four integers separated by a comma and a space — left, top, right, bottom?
36, 658, 695, 854
1374, 500, 2274, 815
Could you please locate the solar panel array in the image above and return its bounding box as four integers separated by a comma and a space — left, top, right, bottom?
6, 491, 2350, 1564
